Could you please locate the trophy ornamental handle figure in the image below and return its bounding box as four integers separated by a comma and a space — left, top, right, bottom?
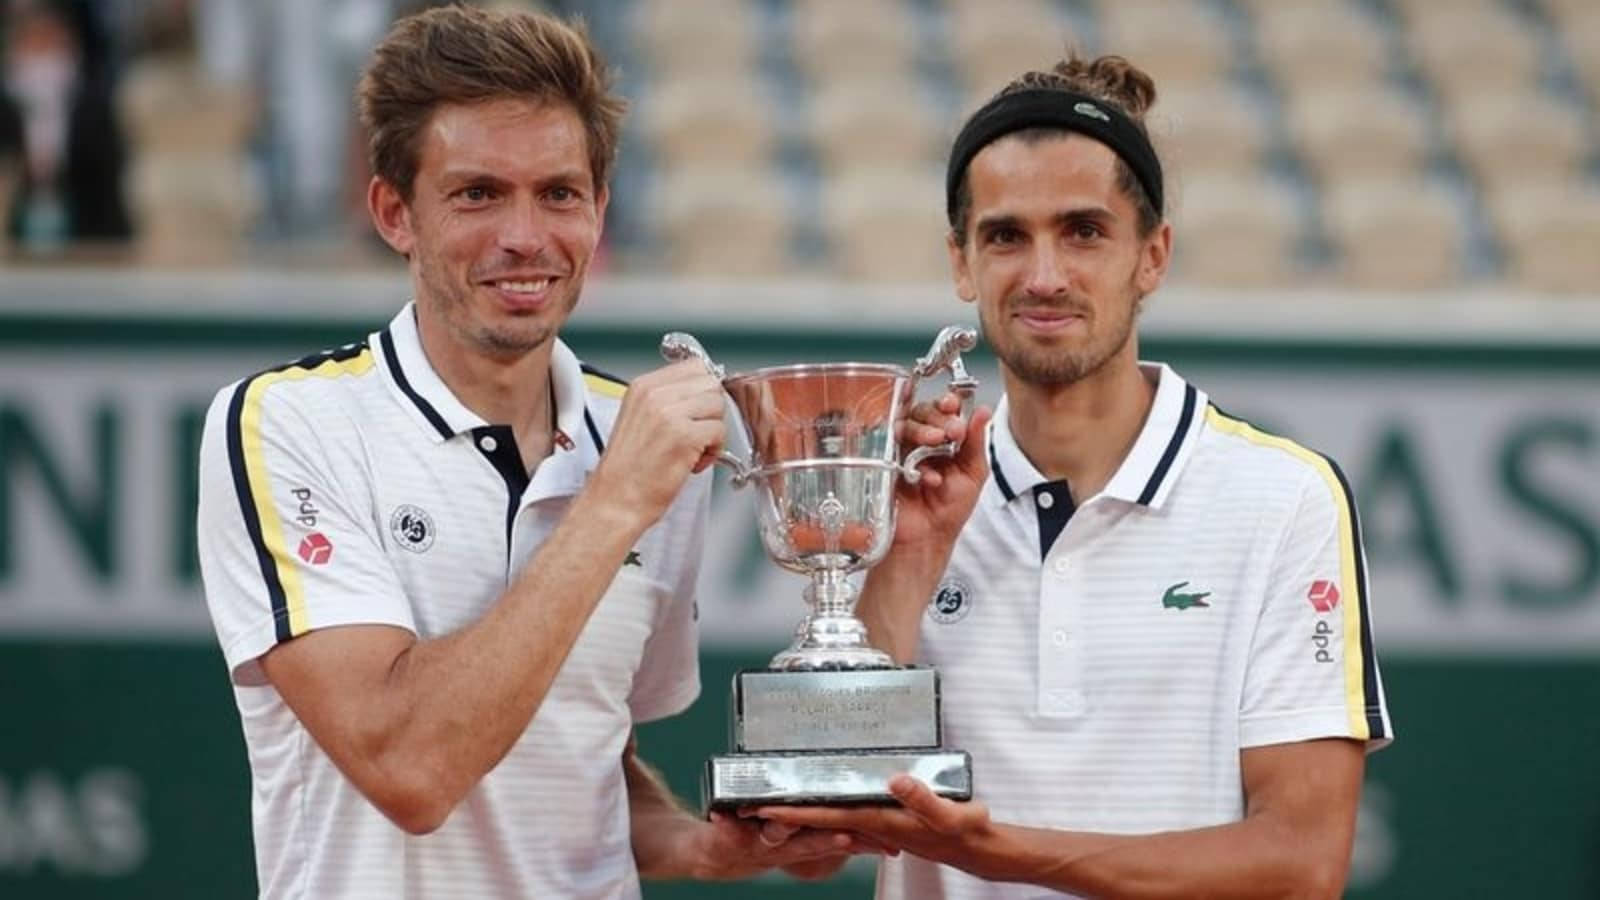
660, 328, 979, 810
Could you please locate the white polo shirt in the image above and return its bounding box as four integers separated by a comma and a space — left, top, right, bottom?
879, 363, 1393, 900
197, 303, 708, 900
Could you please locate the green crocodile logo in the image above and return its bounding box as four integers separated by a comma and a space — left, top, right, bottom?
624, 550, 643, 568
1162, 581, 1211, 610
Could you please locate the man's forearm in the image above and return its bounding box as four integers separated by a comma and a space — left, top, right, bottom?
312, 484, 653, 828
968, 816, 1346, 900
858, 544, 950, 663
625, 742, 701, 880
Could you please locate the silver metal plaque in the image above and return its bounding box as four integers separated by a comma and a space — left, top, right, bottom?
705, 750, 972, 809
736, 668, 939, 752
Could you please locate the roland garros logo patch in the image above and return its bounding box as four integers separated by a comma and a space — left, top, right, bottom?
390, 505, 436, 553
927, 578, 973, 624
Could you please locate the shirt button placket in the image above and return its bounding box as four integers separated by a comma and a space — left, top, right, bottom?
1038, 553, 1082, 718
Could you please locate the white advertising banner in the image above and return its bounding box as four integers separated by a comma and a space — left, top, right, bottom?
2, 331, 1596, 656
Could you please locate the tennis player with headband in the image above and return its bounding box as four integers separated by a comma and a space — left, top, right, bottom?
751, 53, 1394, 900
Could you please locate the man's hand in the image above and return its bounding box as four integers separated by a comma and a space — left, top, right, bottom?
892, 397, 993, 554
590, 359, 726, 523
750, 775, 1001, 878
667, 811, 871, 881
858, 400, 992, 660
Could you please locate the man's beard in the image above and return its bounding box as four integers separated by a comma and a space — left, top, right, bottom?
416, 249, 574, 359
981, 282, 1142, 388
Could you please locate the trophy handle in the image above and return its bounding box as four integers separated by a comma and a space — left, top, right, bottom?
901, 325, 979, 484
660, 331, 755, 488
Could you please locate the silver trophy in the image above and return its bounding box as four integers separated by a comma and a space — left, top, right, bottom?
662, 327, 979, 809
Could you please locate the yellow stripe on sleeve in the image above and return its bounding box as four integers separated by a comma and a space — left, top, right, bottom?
583, 372, 627, 399
1204, 407, 1370, 740
240, 351, 375, 639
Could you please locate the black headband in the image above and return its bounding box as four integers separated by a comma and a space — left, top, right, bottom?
945, 88, 1164, 226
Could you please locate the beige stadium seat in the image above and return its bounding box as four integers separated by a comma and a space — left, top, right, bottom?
822, 169, 951, 282
1096, 1, 1233, 87
810, 78, 943, 175
791, 0, 918, 87
631, 0, 756, 80
120, 56, 259, 265
1284, 85, 1430, 182
1544, 0, 1598, 21
1151, 85, 1268, 178
1323, 177, 1462, 289
638, 79, 775, 169
120, 57, 256, 154
1388, 0, 1509, 21
945, 0, 1076, 100
1563, 13, 1600, 95
1486, 179, 1600, 294
1170, 173, 1301, 287
130, 152, 261, 265
1404, 5, 1542, 97
651, 169, 793, 277
1252, 4, 1389, 96
1443, 89, 1589, 186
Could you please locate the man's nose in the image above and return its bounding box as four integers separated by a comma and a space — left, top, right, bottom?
497, 194, 549, 257
1022, 241, 1074, 299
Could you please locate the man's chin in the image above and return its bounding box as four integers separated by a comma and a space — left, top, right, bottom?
474, 325, 553, 358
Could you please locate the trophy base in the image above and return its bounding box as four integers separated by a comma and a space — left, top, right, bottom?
703, 749, 973, 811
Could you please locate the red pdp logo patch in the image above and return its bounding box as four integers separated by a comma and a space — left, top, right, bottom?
1307, 579, 1340, 613
297, 532, 333, 566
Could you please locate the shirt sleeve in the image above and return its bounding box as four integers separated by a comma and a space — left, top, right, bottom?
627, 471, 711, 723
197, 375, 413, 686
1239, 461, 1394, 752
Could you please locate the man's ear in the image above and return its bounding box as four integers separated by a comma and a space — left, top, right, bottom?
948, 231, 977, 304
1135, 220, 1173, 296
368, 176, 415, 257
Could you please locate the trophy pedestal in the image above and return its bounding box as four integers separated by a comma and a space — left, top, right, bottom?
703, 667, 974, 810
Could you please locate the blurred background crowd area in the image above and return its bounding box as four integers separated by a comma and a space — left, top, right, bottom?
2, 0, 1600, 292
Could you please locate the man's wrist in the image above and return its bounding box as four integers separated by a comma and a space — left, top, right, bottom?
572, 475, 655, 540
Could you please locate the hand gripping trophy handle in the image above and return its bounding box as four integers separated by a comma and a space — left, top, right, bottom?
660, 331, 755, 487
901, 325, 979, 484
662, 328, 979, 810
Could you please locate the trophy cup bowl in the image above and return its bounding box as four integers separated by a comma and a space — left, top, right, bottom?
662, 327, 979, 810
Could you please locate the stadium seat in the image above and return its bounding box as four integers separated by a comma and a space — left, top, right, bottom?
1251, 3, 1390, 96
1486, 179, 1600, 294
637, 78, 776, 169
1284, 85, 1431, 182
1403, 4, 1543, 97
944, 0, 1077, 102
631, 0, 756, 81
651, 169, 794, 277
1153, 85, 1270, 178
1323, 176, 1463, 290
1095, 1, 1233, 87
129, 153, 262, 265
120, 57, 260, 264
1559, 10, 1600, 96
822, 168, 951, 282
120, 57, 255, 153
791, 0, 918, 88
1170, 173, 1301, 288
810, 77, 943, 175
1443, 89, 1589, 186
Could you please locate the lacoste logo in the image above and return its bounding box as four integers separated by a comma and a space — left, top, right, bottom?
624, 550, 643, 567
1162, 581, 1211, 610
1074, 101, 1111, 123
